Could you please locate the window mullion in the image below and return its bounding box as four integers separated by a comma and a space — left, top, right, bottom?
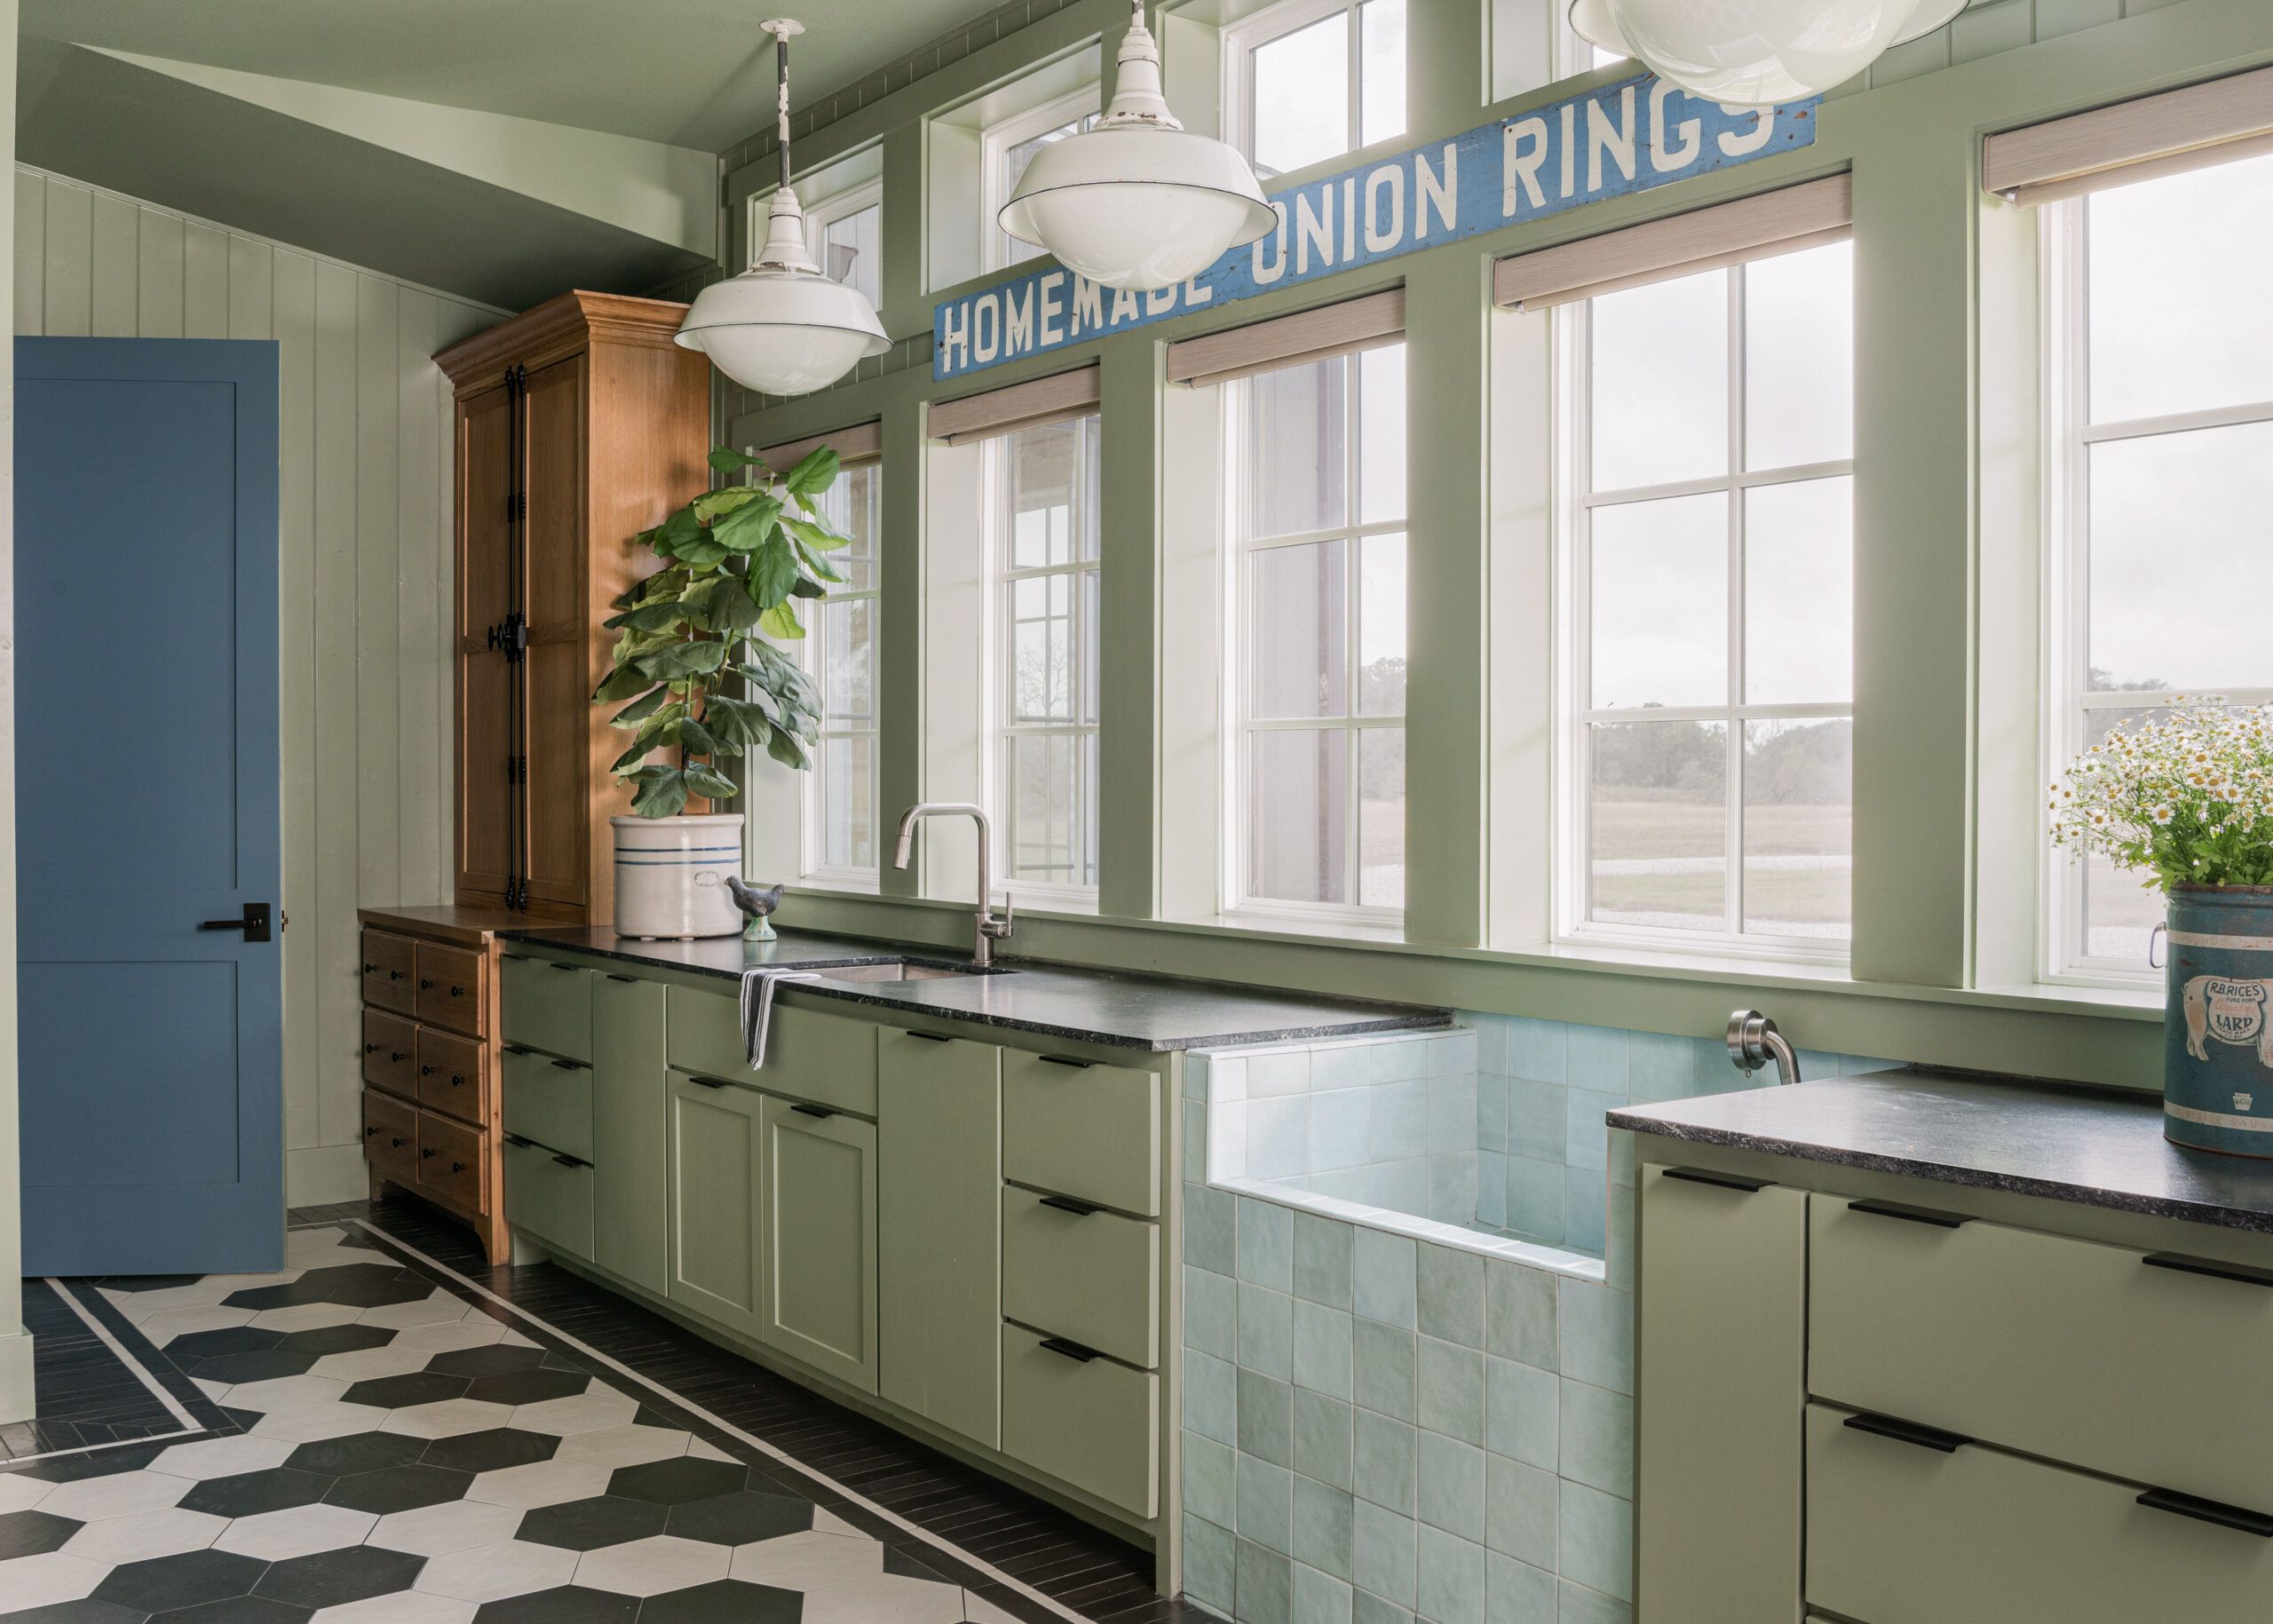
1726, 265, 1746, 939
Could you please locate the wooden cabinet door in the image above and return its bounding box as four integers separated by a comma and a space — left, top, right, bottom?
877, 1029, 1002, 1448
456, 383, 515, 904
665, 1071, 764, 1338
522, 354, 590, 914
760, 1097, 877, 1394
592, 974, 668, 1295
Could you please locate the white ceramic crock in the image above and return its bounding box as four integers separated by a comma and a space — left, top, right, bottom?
610, 812, 745, 939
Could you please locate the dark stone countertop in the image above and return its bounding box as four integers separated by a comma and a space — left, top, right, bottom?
1609, 1072, 2273, 1237
495, 925, 1451, 1053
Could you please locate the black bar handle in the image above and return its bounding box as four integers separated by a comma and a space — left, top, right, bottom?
552, 1153, 589, 1169
549, 962, 579, 971
199, 902, 273, 943
905, 1031, 952, 1043
1040, 1055, 1095, 1069
688, 1074, 729, 1089
504, 1133, 535, 1148
1842, 1412, 1972, 1454
2143, 1252, 2273, 1289
550, 1058, 586, 1071
1039, 1336, 1098, 1363
791, 1104, 836, 1119
606, 974, 638, 983
1848, 1198, 1975, 1229
1039, 1194, 1100, 1216
503, 1044, 534, 1056
1661, 1167, 1770, 1193
2137, 1486, 2273, 1537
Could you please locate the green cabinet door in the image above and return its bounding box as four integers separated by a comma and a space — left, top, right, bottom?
592, 974, 669, 1295
665, 1071, 765, 1339
760, 1098, 878, 1394
878, 1028, 1002, 1448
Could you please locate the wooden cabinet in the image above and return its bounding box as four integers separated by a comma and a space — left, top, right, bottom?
433, 292, 709, 931
592, 973, 669, 1295
761, 1097, 877, 1394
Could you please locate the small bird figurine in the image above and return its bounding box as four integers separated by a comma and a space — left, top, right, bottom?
725, 876, 785, 942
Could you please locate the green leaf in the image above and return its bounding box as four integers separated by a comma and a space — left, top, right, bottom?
764, 727, 811, 770
704, 694, 774, 749
749, 535, 800, 608
604, 598, 691, 633
608, 686, 671, 728
638, 639, 729, 681
709, 574, 767, 633
693, 486, 763, 519
782, 515, 852, 553
758, 601, 806, 641
665, 716, 728, 758
788, 575, 827, 600
782, 445, 840, 495
711, 495, 782, 553
592, 662, 655, 703
685, 761, 740, 800
709, 446, 760, 475
669, 532, 730, 567
630, 765, 691, 819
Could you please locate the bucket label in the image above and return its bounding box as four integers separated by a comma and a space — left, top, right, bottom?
2182, 976, 2273, 1065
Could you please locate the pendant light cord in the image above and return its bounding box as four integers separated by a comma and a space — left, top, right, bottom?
762, 18, 803, 191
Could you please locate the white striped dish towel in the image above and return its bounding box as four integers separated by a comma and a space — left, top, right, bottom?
739, 967, 820, 1068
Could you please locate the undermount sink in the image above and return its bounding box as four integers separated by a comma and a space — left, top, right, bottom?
813, 960, 990, 982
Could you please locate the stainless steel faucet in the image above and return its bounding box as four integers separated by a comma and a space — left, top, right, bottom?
891, 802, 1014, 968
1728, 1009, 1801, 1085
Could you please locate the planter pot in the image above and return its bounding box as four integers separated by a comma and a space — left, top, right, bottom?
611, 813, 745, 939
2164, 883, 2273, 1157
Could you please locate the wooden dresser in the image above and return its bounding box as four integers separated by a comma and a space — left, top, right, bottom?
359, 905, 534, 1263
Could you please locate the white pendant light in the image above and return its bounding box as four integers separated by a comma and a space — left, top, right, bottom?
1000, 0, 1276, 292
1570, 0, 1968, 107
676, 19, 888, 397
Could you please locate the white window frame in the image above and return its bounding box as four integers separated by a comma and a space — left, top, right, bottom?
980, 415, 1103, 907
798, 457, 883, 891
979, 84, 1100, 273
1219, 353, 1407, 926
1553, 257, 1856, 964
748, 176, 881, 277
1224, 0, 1391, 179
2038, 196, 2273, 987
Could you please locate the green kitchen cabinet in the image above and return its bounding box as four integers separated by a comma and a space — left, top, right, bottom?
878, 1027, 1002, 1448
665, 1070, 765, 1340
592, 973, 668, 1295
501, 953, 594, 1061
668, 987, 878, 1116
759, 1097, 878, 1394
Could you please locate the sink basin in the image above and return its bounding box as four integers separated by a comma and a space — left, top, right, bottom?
812, 960, 988, 983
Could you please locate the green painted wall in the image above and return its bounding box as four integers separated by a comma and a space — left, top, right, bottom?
708, 0, 2269, 1089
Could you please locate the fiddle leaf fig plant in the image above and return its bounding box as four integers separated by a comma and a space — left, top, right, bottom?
593, 444, 846, 819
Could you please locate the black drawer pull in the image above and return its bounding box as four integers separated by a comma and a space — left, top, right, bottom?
2143, 1252, 2273, 1289
549, 962, 578, 972
363, 962, 378, 973
1661, 1167, 1769, 1192
606, 974, 638, 983
1039, 1336, 1098, 1363
365, 1125, 380, 1137
1040, 1055, 1094, 1069
451, 1074, 467, 1087
905, 1031, 952, 1043
1848, 1199, 1974, 1229
504, 1044, 533, 1056
389, 970, 405, 979
1039, 1194, 1100, 1216
390, 1137, 407, 1149
365, 1042, 380, 1054
421, 1065, 437, 1076
419, 978, 435, 990
1842, 1412, 1971, 1454
689, 1074, 729, 1089
2137, 1487, 2273, 1537
553, 1153, 587, 1168
391, 1051, 407, 1063
449, 985, 465, 997
451, 1161, 467, 1174
421, 1147, 438, 1160
550, 1058, 583, 1071
504, 1133, 534, 1148
791, 1104, 836, 1119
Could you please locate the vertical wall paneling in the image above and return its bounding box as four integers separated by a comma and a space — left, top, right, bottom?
12, 166, 506, 1202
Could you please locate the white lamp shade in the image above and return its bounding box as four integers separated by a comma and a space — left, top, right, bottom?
1002, 126, 1276, 291
1578, 0, 1941, 107
675, 265, 889, 397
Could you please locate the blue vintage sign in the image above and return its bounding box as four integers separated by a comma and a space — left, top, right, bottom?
933, 71, 1818, 382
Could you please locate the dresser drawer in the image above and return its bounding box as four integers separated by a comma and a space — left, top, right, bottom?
416, 1026, 485, 1124
363, 1089, 417, 1182
1000, 1050, 1160, 1216
416, 1109, 483, 1212
362, 929, 416, 1015
503, 1045, 592, 1162
1811, 1197, 2273, 1512
1807, 1403, 2273, 1624
1002, 1187, 1159, 1368
416, 941, 488, 1037
504, 1135, 594, 1261
362, 1010, 418, 1097
1001, 1322, 1158, 1517
668, 990, 876, 1117
502, 954, 591, 1060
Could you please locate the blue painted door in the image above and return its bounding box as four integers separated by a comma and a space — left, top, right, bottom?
16, 337, 282, 1275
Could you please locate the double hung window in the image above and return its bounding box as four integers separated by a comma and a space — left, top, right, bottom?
804, 458, 881, 882
981, 89, 1100, 271
808, 183, 882, 313
1230, 344, 1406, 915
1230, 0, 1406, 178
1564, 242, 1856, 952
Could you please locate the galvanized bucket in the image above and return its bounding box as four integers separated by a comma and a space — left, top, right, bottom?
2165, 885, 2273, 1157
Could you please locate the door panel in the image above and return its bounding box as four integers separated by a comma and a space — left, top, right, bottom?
457, 383, 513, 900
592, 975, 669, 1294
762, 1099, 877, 1393
17, 338, 281, 1274
666, 1072, 764, 1336
523, 356, 588, 909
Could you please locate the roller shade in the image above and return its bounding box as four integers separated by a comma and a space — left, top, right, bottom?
758, 419, 881, 472
926, 365, 1100, 447
1985, 67, 2273, 207
1493, 175, 1851, 312
1165, 289, 1406, 388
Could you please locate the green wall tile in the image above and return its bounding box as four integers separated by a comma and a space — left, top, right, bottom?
1416, 1338, 1486, 1446
1564, 1168, 1607, 1256
1564, 1027, 1626, 1092
1241, 1196, 1295, 1291
1185, 1512, 1237, 1615
1188, 1348, 1239, 1446
1354, 1591, 1414, 1624
1485, 1355, 1557, 1470
1295, 1211, 1357, 1310
1354, 1408, 1417, 1516
1187, 1430, 1238, 1529
1239, 1451, 1295, 1556
1504, 1082, 1561, 1162
1295, 1476, 1358, 1580
1354, 1318, 1417, 1422
1485, 1550, 1557, 1624
1354, 1498, 1417, 1610
1187, 1181, 1237, 1275
1556, 1283, 1632, 1395
1295, 1388, 1356, 1491
1189, 1265, 1238, 1361
1502, 1158, 1565, 1242
1295, 1299, 1357, 1400
1484, 1264, 1556, 1371
1295, 1562, 1357, 1624
1622, 1033, 1693, 1101
1239, 1538, 1295, 1624
1416, 1525, 1485, 1624
1556, 1579, 1631, 1624
1416, 1430, 1486, 1543
1556, 1381, 1633, 1499
1484, 1454, 1557, 1569
1355, 1229, 1419, 1328
1417, 1245, 1485, 1349
1505, 1020, 1565, 1084
1556, 1481, 1633, 1604
1240, 1368, 1296, 1468
1242, 1282, 1296, 1381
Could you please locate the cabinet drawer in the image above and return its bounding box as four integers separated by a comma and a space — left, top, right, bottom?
1002, 1187, 1159, 1368
362, 1010, 418, 1097
1002, 1323, 1157, 1517
416, 1109, 483, 1212
416, 941, 488, 1037
668, 990, 876, 1117
361, 929, 416, 1015
1811, 1197, 2273, 1512
1001, 1050, 1160, 1216
1807, 1403, 2273, 1624
504, 1136, 593, 1261
416, 1026, 485, 1124
503, 1046, 592, 1162
363, 1089, 417, 1182
502, 954, 592, 1060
